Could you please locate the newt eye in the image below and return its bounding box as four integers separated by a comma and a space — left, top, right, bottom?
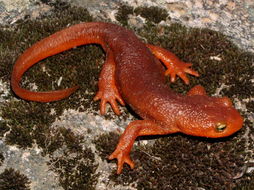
216, 122, 227, 132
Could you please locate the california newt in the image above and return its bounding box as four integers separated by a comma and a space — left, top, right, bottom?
11, 22, 243, 174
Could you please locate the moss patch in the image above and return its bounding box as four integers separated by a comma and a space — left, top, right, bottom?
134, 6, 169, 24
234, 173, 254, 190
93, 134, 248, 189
0, 168, 31, 190
116, 4, 134, 26
48, 127, 98, 190
246, 101, 254, 114
116, 4, 169, 26
2, 101, 56, 148
0, 120, 9, 138
0, 152, 4, 166
93, 132, 119, 161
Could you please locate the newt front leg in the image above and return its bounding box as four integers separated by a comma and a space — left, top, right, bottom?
146, 44, 199, 84
93, 50, 125, 115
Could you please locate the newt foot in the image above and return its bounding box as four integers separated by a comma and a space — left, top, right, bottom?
93, 86, 125, 115
109, 149, 135, 174
165, 62, 199, 84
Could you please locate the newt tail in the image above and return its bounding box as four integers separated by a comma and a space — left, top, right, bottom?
11, 23, 106, 102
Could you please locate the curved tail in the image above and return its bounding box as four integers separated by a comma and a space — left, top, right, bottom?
11, 22, 105, 102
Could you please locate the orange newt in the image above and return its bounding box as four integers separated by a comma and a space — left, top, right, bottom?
11, 22, 243, 174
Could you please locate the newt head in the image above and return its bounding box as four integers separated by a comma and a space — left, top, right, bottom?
176, 95, 243, 138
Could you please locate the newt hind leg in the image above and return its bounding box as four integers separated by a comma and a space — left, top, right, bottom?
93, 50, 125, 115
109, 120, 178, 174
146, 44, 199, 84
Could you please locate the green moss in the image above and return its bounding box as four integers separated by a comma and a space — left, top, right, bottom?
39, 0, 51, 4
103, 135, 246, 189
0, 168, 31, 190
246, 101, 254, 113
0, 120, 9, 137
116, 4, 169, 26
48, 127, 98, 190
115, 4, 134, 26
234, 173, 254, 190
134, 6, 169, 24
49, 149, 97, 190
2, 101, 55, 148
244, 119, 254, 138
5, 125, 33, 148
0, 152, 4, 166
93, 132, 119, 160
32, 125, 63, 155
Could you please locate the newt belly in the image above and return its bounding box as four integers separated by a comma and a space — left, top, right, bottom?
11, 22, 243, 174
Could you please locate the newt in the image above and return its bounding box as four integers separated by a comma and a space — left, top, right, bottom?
11, 22, 243, 174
